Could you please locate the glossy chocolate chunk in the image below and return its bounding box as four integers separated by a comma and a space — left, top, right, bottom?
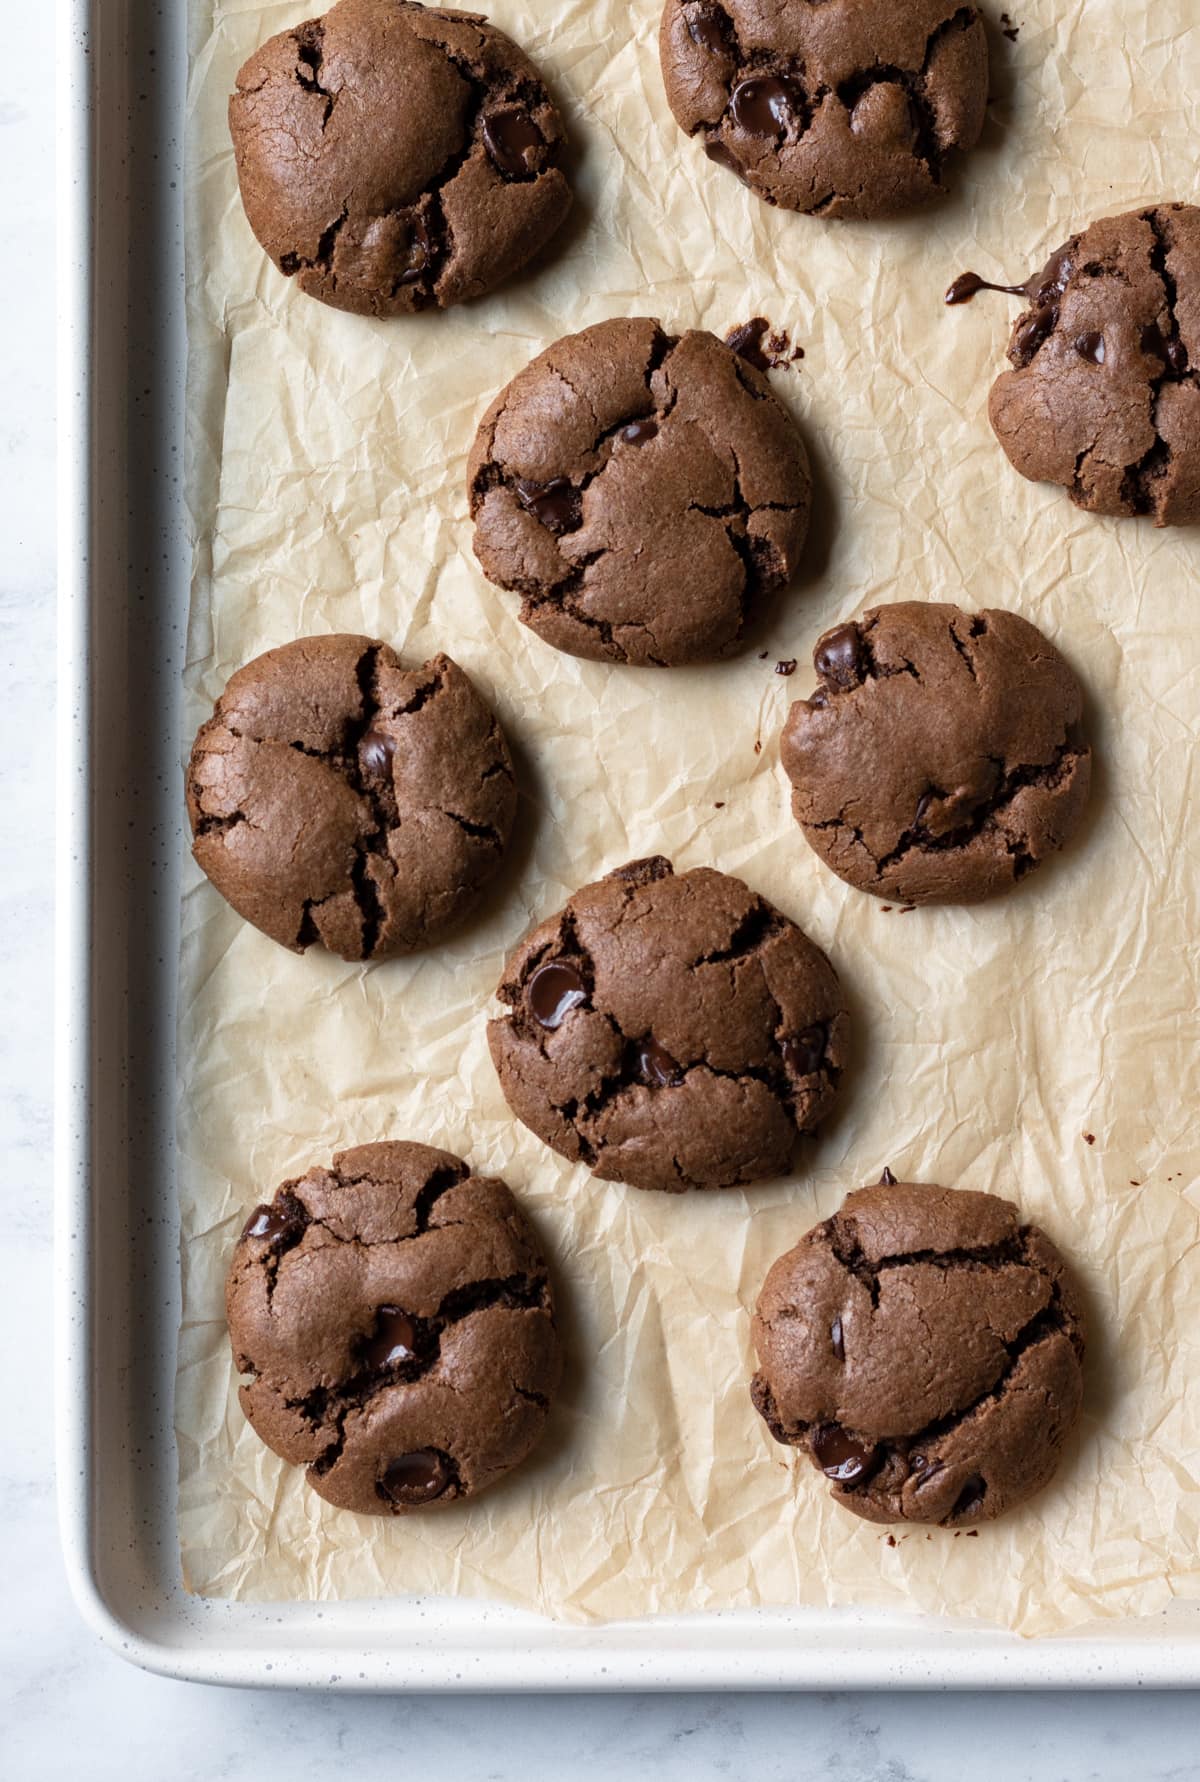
731, 74, 802, 138
620, 419, 659, 446
783, 1023, 826, 1075
379, 1448, 452, 1505
515, 476, 580, 533
813, 622, 862, 688
830, 1315, 845, 1361
396, 215, 433, 285
638, 1038, 685, 1086
686, 4, 730, 54
704, 138, 749, 181
363, 1307, 418, 1370
1013, 303, 1058, 363
1074, 330, 1106, 364
483, 109, 545, 178
527, 960, 588, 1029
359, 726, 396, 777
725, 315, 771, 371
949, 1472, 987, 1520
812, 1423, 880, 1486
879, 1166, 897, 1185
242, 1200, 303, 1244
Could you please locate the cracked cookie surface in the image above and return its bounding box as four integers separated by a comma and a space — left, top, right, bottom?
228, 0, 572, 316
986, 204, 1200, 524
659, 0, 987, 219
779, 602, 1091, 904
467, 316, 811, 666
751, 1179, 1086, 1526
487, 856, 848, 1192
226, 1141, 562, 1515
186, 634, 516, 960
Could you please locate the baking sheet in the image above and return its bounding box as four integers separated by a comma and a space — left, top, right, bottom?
176, 0, 1200, 1634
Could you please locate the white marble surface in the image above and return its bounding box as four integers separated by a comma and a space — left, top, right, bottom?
2, 11, 1197, 1775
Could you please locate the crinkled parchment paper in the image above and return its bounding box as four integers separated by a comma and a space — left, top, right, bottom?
177, 0, 1200, 1634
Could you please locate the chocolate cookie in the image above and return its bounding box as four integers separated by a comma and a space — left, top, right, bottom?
779, 603, 1091, 904
488, 856, 848, 1192
467, 317, 811, 666
963, 204, 1200, 523
659, 0, 988, 219
187, 635, 516, 959
226, 1143, 561, 1514
751, 1179, 1087, 1526
229, 0, 572, 316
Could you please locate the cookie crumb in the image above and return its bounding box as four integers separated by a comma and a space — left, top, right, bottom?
753, 739, 762, 755
1083, 1132, 1095, 1146
725, 317, 805, 373
898, 904, 916, 914
1000, 12, 1020, 40
1130, 1180, 1141, 1187
886, 1534, 896, 1547
775, 658, 798, 676
714, 800, 725, 809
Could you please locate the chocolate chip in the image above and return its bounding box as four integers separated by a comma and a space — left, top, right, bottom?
782, 1022, 826, 1075
620, 419, 659, 446
879, 1166, 896, 1185
242, 1201, 303, 1244
1013, 302, 1058, 363
527, 960, 587, 1029
830, 1315, 845, 1361
704, 139, 748, 181
813, 622, 862, 688
725, 316, 771, 371
482, 109, 544, 179
812, 1424, 880, 1487
1073, 330, 1106, 364
379, 1449, 452, 1506
638, 1038, 685, 1087
731, 74, 802, 139
516, 476, 580, 533
396, 215, 432, 285
948, 1472, 987, 1521
806, 686, 829, 710
362, 1307, 418, 1371
686, 4, 731, 54
775, 659, 797, 676
359, 727, 395, 777
1144, 323, 1190, 375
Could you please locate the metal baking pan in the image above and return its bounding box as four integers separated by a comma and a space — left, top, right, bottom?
55, 0, 1200, 1688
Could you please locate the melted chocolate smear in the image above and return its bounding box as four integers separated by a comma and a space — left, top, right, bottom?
775, 658, 797, 676
379, 1449, 452, 1506
527, 961, 588, 1029
946, 244, 1074, 310
879, 1166, 897, 1185
812, 1424, 881, 1487
620, 419, 659, 446
782, 1022, 827, 1075
638, 1038, 685, 1087
397, 216, 432, 285
949, 1473, 987, 1521
686, 3, 731, 54
830, 1315, 845, 1362
482, 109, 544, 179
359, 726, 395, 778
944, 271, 1028, 306
516, 476, 580, 533
731, 74, 802, 139
813, 622, 862, 688
242, 1201, 302, 1244
363, 1307, 418, 1371
1074, 330, 1106, 364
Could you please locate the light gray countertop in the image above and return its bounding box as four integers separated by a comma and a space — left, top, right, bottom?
3, 13, 1195, 1774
